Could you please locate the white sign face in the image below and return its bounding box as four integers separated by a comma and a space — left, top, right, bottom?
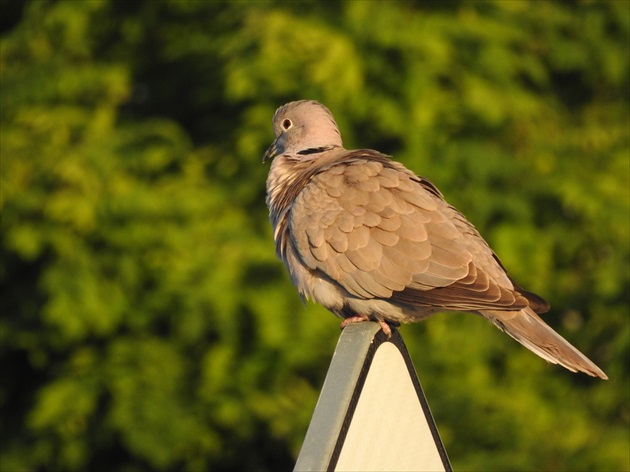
335, 342, 446, 472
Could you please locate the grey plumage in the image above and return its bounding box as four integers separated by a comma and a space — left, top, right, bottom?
264, 99, 607, 379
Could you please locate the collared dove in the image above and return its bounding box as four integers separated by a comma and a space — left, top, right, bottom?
264, 99, 607, 379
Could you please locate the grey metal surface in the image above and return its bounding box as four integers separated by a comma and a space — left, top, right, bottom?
293, 322, 381, 472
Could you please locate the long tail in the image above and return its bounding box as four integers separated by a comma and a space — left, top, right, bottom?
484, 307, 608, 379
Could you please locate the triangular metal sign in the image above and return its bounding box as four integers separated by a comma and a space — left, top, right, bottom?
294, 322, 452, 472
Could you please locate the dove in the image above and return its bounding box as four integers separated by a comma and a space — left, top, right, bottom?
264, 99, 607, 379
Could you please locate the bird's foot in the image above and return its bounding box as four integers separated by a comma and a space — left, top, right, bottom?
340, 316, 392, 338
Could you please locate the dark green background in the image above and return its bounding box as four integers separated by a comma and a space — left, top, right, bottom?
1, 1, 628, 470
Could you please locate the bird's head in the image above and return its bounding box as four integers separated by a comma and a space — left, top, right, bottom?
263, 100, 343, 163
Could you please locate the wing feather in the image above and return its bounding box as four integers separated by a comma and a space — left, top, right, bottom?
289, 150, 539, 311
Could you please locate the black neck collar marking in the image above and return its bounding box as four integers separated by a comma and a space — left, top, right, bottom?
297, 146, 331, 155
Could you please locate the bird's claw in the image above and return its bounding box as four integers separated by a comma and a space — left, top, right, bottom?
340, 316, 392, 337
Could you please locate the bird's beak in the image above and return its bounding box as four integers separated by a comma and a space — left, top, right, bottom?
263, 142, 276, 163
263, 136, 284, 163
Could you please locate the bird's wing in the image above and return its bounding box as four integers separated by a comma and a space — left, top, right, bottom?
289, 150, 540, 312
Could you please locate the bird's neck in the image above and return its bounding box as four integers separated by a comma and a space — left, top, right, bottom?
266, 149, 345, 243
266, 155, 312, 227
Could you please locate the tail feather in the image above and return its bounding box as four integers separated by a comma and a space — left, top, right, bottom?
485, 307, 608, 379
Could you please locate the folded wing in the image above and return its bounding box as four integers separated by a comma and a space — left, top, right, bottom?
290, 150, 547, 313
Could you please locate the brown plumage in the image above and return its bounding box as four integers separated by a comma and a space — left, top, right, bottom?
264, 99, 607, 379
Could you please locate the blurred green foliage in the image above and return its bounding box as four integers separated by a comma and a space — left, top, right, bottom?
1, 1, 628, 471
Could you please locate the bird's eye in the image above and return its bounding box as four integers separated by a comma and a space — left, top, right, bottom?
282, 119, 293, 130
